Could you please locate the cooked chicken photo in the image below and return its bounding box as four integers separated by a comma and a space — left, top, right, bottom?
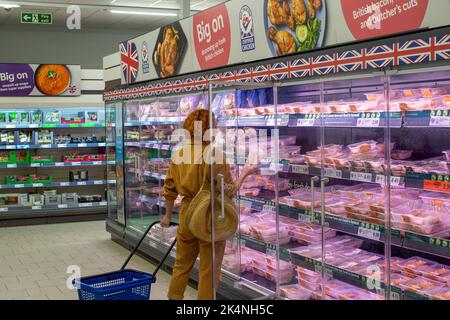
156, 27, 180, 78
267, 0, 295, 30
268, 26, 297, 55
291, 0, 307, 25
307, 0, 316, 19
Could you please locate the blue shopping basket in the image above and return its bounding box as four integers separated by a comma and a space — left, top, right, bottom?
74, 221, 177, 300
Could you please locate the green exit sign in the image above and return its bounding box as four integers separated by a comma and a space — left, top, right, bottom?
21, 12, 52, 25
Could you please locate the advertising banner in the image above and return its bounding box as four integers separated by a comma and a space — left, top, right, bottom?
0, 64, 81, 97
120, 0, 450, 85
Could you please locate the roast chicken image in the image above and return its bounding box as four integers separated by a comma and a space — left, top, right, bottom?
291, 0, 307, 25
268, 26, 297, 55
307, 0, 316, 19
267, 0, 295, 30
155, 27, 180, 78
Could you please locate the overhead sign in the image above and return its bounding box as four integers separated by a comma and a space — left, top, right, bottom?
120, 0, 450, 85
0, 64, 81, 97
21, 12, 52, 24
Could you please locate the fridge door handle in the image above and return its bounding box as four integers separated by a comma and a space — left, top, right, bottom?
310, 176, 320, 213
218, 174, 225, 221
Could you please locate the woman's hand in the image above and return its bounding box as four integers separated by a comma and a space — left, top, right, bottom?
160, 214, 171, 228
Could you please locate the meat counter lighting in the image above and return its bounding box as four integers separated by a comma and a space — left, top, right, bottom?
109, 9, 178, 17
0, 3, 20, 8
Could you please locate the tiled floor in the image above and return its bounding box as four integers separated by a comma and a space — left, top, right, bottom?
0, 221, 197, 300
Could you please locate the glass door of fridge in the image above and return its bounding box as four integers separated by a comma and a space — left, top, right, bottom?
209, 81, 278, 299
275, 79, 324, 300
320, 73, 391, 300
387, 68, 450, 301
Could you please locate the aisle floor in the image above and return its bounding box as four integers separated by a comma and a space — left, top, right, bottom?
0, 221, 197, 300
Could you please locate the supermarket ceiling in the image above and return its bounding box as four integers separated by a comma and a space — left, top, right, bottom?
0, 0, 225, 30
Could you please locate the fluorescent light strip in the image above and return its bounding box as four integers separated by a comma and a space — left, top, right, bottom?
0, 3, 20, 8
109, 9, 177, 17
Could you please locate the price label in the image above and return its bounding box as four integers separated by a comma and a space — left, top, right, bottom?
55, 162, 64, 167
98, 143, 106, 147
31, 163, 41, 167
424, 179, 450, 193
7, 164, 17, 168
58, 204, 68, 209
32, 205, 42, 210
79, 202, 93, 207
78, 143, 88, 147
357, 117, 380, 127
358, 227, 381, 241
262, 204, 276, 213
325, 168, 343, 179
376, 175, 402, 186
99, 201, 107, 206
0, 207, 8, 212
266, 248, 276, 257
390, 291, 401, 300
41, 144, 52, 148
299, 214, 314, 224
71, 162, 82, 166
93, 161, 103, 165
351, 172, 373, 183
6, 145, 15, 150
297, 118, 315, 127
14, 184, 25, 188
57, 144, 67, 148
6, 124, 15, 129
32, 183, 43, 187
77, 181, 87, 186
60, 182, 70, 187
29, 124, 39, 128
94, 180, 104, 185
430, 115, 450, 127
149, 241, 158, 249
291, 165, 309, 174
170, 250, 176, 258
314, 264, 323, 274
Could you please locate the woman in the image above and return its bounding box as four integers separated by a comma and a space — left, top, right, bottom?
160, 109, 257, 300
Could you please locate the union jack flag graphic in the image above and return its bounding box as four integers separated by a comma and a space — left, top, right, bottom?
236, 68, 251, 82
120, 41, 139, 84
290, 58, 310, 78
269, 62, 288, 81
435, 35, 450, 61
252, 65, 269, 82
398, 39, 432, 65
366, 44, 395, 68
337, 50, 364, 72
221, 71, 235, 83
311, 54, 337, 76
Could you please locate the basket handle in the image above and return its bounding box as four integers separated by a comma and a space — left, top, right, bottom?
121, 221, 178, 271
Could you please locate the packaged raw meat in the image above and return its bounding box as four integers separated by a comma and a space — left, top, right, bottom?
415, 263, 450, 284
239, 188, 261, 197
326, 235, 364, 249
390, 273, 416, 288
399, 257, 438, 276
279, 285, 312, 300
297, 276, 321, 291
263, 177, 291, 192
402, 276, 444, 295
327, 102, 350, 113
419, 191, 450, 208
420, 87, 446, 98
429, 287, 450, 300
304, 151, 321, 167
323, 279, 355, 299
296, 267, 322, 284
365, 92, 385, 101
336, 288, 384, 300
286, 155, 306, 164
347, 140, 378, 154
278, 135, 297, 146
279, 146, 302, 159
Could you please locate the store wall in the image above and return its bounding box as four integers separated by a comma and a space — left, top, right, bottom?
0, 26, 146, 69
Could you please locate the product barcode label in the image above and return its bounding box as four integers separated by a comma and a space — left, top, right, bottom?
58, 204, 68, 209
7, 164, 17, 168
79, 203, 93, 207
291, 165, 309, 174
325, 168, 343, 179
376, 175, 402, 186
32, 206, 42, 210
357, 227, 381, 241
357, 117, 380, 127
297, 118, 315, 127
350, 172, 372, 182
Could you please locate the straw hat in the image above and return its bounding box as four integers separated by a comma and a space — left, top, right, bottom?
185, 190, 238, 243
